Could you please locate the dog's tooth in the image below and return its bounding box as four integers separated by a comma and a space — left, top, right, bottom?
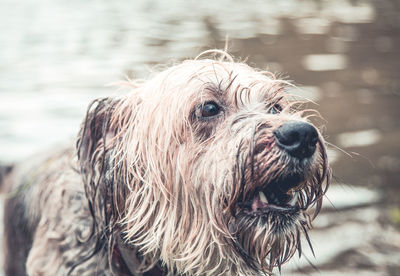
259, 191, 268, 204
289, 192, 298, 206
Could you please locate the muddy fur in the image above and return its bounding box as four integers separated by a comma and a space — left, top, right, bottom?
2, 51, 330, 276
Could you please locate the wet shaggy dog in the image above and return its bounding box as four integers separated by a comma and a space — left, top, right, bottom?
2, 51, 330, 276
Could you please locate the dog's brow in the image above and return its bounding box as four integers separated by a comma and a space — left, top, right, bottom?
225, 73, 239, 92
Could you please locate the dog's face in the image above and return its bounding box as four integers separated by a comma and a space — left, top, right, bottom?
79, 55, 330, 275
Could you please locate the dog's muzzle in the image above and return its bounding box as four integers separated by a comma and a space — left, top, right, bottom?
242, 121, 320, 217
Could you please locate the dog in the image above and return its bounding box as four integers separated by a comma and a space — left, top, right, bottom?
2, 50, 330, 276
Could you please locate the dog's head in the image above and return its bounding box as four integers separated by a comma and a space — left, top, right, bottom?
77, 51, 331, 275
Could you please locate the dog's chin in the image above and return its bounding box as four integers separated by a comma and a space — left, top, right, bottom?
238, 171, 310, 232
226, 172, 312, 272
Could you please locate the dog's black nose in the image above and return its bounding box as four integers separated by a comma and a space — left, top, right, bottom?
274, 121, 318, 159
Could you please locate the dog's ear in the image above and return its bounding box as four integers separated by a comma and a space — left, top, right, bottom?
77, 97, 118, 176
76, 97, 125, 232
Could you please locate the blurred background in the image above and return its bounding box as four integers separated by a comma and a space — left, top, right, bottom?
0, 0, 399, 275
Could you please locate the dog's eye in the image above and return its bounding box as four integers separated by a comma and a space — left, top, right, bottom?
201, 101, 221, 118
269, 104, 282, 114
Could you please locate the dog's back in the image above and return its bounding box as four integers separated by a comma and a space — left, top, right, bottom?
2, 162, 33, 276
2, 147, 108, 276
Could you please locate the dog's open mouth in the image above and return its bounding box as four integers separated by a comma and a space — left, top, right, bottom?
243, 174, 305, 215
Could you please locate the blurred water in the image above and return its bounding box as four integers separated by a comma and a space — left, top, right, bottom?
1, 0, 400, 275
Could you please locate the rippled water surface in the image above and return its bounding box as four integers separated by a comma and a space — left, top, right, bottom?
1, 0, 399, 275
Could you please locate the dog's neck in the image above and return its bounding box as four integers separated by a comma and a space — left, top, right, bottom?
115, 238, 165, 276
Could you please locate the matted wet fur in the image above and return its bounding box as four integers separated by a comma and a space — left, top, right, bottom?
2, 50, 330, 276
